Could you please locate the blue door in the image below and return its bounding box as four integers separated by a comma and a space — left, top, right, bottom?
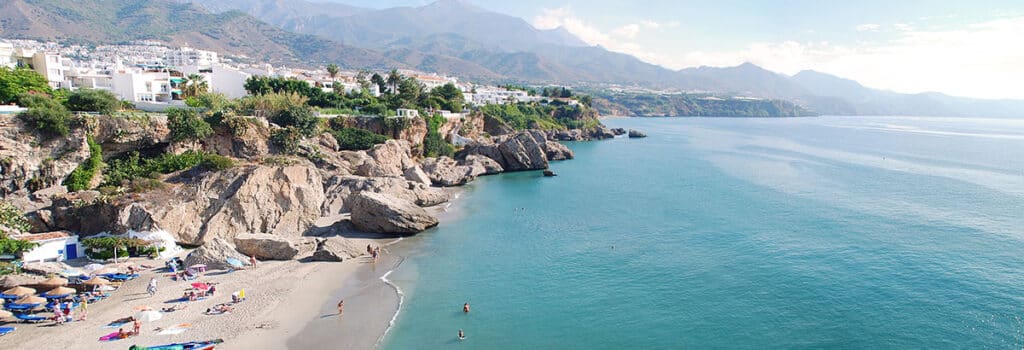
65, 244, 78, 259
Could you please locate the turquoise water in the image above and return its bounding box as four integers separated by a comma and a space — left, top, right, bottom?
382, 116, 1024, 349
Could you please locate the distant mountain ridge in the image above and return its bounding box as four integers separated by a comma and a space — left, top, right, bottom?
1, 0, 1020, 117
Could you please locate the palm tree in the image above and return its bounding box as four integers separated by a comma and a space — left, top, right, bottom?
182, 73, 208, 98
386, 69, 401, 95
326, 64, 339, 79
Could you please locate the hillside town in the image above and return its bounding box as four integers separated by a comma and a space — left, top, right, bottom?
0, 39, 551, 113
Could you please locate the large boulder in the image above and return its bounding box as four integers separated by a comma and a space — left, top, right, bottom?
0, 117, 89, 197
355, 140, 415, 177
461, 155, 503, 176
310, 237, 364, 262
403, 165, 431, 185
184, 237, 249, 270
497, 131, 549, 171
21, 261, 71, 275
543, 141, 575, 161
322, 175, 449, 215
233, 233, 299, 260
349, 192, 438, 234
628, 129, 648, 138
586, 125, 616, 140
483, 114, 514, 136
421, 157, 476, 186
611, 128, 627, 136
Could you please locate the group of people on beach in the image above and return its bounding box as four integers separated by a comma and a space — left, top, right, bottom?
367, 244, 383, 263
115, 317, 141, 339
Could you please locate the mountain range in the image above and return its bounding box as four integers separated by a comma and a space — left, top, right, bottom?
1, 0, 1021, 117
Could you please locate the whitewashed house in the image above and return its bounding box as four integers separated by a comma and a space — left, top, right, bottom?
12, 231, 85, 263
179, 64, 251, 99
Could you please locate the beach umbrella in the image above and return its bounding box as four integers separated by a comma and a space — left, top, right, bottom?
44, 286, 76, 297
135, 310, 163, 322
38, 276, 69, 288
225, 257, 244, 268
3, 286, 35, 297
191, 282, 209, 291
15, 295, 45, 305
83, 277, 110, 286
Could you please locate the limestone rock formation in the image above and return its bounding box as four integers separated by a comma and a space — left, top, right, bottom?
310, 236, 364, 262
543, 141, 575, 161
483, 114, 515, 136
184, 237, 249, 270
354, 140, 415, 177
587, 125, 616, 140
497, 131, 549, 171
403, 165, 431, 185
233, 233, 299, 260
461, 155, 503, 176
421, 157, 475, 186
348, 191, 439, 234
628, 129, 648, 138
611, 128, 627, 136
0, 117, 89, 196
322, 175, 448, 215
92, 114, 171, 159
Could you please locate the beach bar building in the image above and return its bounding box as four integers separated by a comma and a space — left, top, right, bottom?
10, 231, 85, 263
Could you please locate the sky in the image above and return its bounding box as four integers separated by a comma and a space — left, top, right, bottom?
322, 0, 1024, 100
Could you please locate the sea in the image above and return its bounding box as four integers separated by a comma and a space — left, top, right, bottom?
380, 116, 1024, 349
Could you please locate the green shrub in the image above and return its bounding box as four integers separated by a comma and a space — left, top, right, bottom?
331, 128, 387, 151
0, 67, 51, 104
271, 127, 303, 154
64, 89, 120, 115
423, 131, 454, 157
167, 107, 213, 142
270, 105, 319, 137
0, 201, 31, 233
64, 136, 102, 191
18, 93, 72, 137
200, 154, 235, 171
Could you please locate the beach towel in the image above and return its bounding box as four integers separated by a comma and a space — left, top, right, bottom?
99, 331, 123, 341
0, 327, 14, 336
157, 323, 192, 335
103, 321, 130, 329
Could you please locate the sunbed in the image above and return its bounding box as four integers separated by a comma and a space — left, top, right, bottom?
0, 327, 14, 336
14, 314, 47, 323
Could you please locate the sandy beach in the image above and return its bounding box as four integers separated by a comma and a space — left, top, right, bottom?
1, 235, 393, 350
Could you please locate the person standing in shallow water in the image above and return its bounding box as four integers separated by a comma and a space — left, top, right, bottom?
463, 303, 470, 313
458, 329, 465, 340
337, 300, 344, 316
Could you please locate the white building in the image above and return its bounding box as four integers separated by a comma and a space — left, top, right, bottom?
165, 46, 219, 67
0, 41, 15, 68
397, 109, 420, 118
465, 88, 539, 106
13, 231, 86, 263
111, 68, 174, 104
179, 64, 250, 99
414, 74, 457, 90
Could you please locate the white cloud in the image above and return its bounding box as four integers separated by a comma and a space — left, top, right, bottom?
670, 16, 1024, 99
532, 7, 677, 67
856, 23, 881, 31
893, 22, 914, 31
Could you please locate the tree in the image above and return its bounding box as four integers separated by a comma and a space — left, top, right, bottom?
18, 93, 72, 137
326, 64, 339, 79
65, 89, 120, 114
181, 74, 208, 98
386, 69, 402, 94
396, 77, 424, 108
430, 83, 465, 112
269, 105, 319, 137
167, 107, 213, 142
0, 201, 31, 233
0, 67, 52, 105
371, 73, 386, 94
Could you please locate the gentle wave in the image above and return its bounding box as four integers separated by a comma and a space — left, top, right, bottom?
374, 260, 406, 349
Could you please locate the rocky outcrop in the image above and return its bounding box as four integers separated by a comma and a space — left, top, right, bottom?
403, 166, 431, 185
0, 116, 89, 197
543, 141, 574, 161
310, 236, 364, 262
328, 116, 429, 146
51, 165, 326, 245
586, 125, 616, 140
547, 129, 586, 141
200, 117, 272, 160
496, 131, 549, 171
184, 237, 248, 270
421, 157, 474, 187
355, 140, 415, 177
21, 261, 71, 275
483, 114, 514, 136
92, 115, 171, 159
322, 175, 448, 215
348, 192, 438, 234
628, 129, 647, 138
611, 128, 627, 136
461, 155, 503, 176
233, 233, 299, 260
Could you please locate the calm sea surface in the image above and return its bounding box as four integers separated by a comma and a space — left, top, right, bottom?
382, 116, 1024, 349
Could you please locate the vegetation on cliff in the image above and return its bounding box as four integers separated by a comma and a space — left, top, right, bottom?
591, 91, 816, 117
64, 136, 102, 192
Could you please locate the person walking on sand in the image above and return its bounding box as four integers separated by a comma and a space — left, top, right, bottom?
372, 248, 379, 263
79, 295, 88, 321
337, 300, 344, 316
147, 277, 158, 296
250, 255, 258, 268
133, 318, 141, 335
463, 303, 470, 313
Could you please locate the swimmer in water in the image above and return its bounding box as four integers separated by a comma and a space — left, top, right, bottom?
458, 329, 465, 340
463, 303, 470, 313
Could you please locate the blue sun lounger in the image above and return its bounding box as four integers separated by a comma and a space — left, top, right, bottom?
99, 273, 139, 281
0, 327, 14, 336
4, 303, 41, 312
14, 314, 47, 323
